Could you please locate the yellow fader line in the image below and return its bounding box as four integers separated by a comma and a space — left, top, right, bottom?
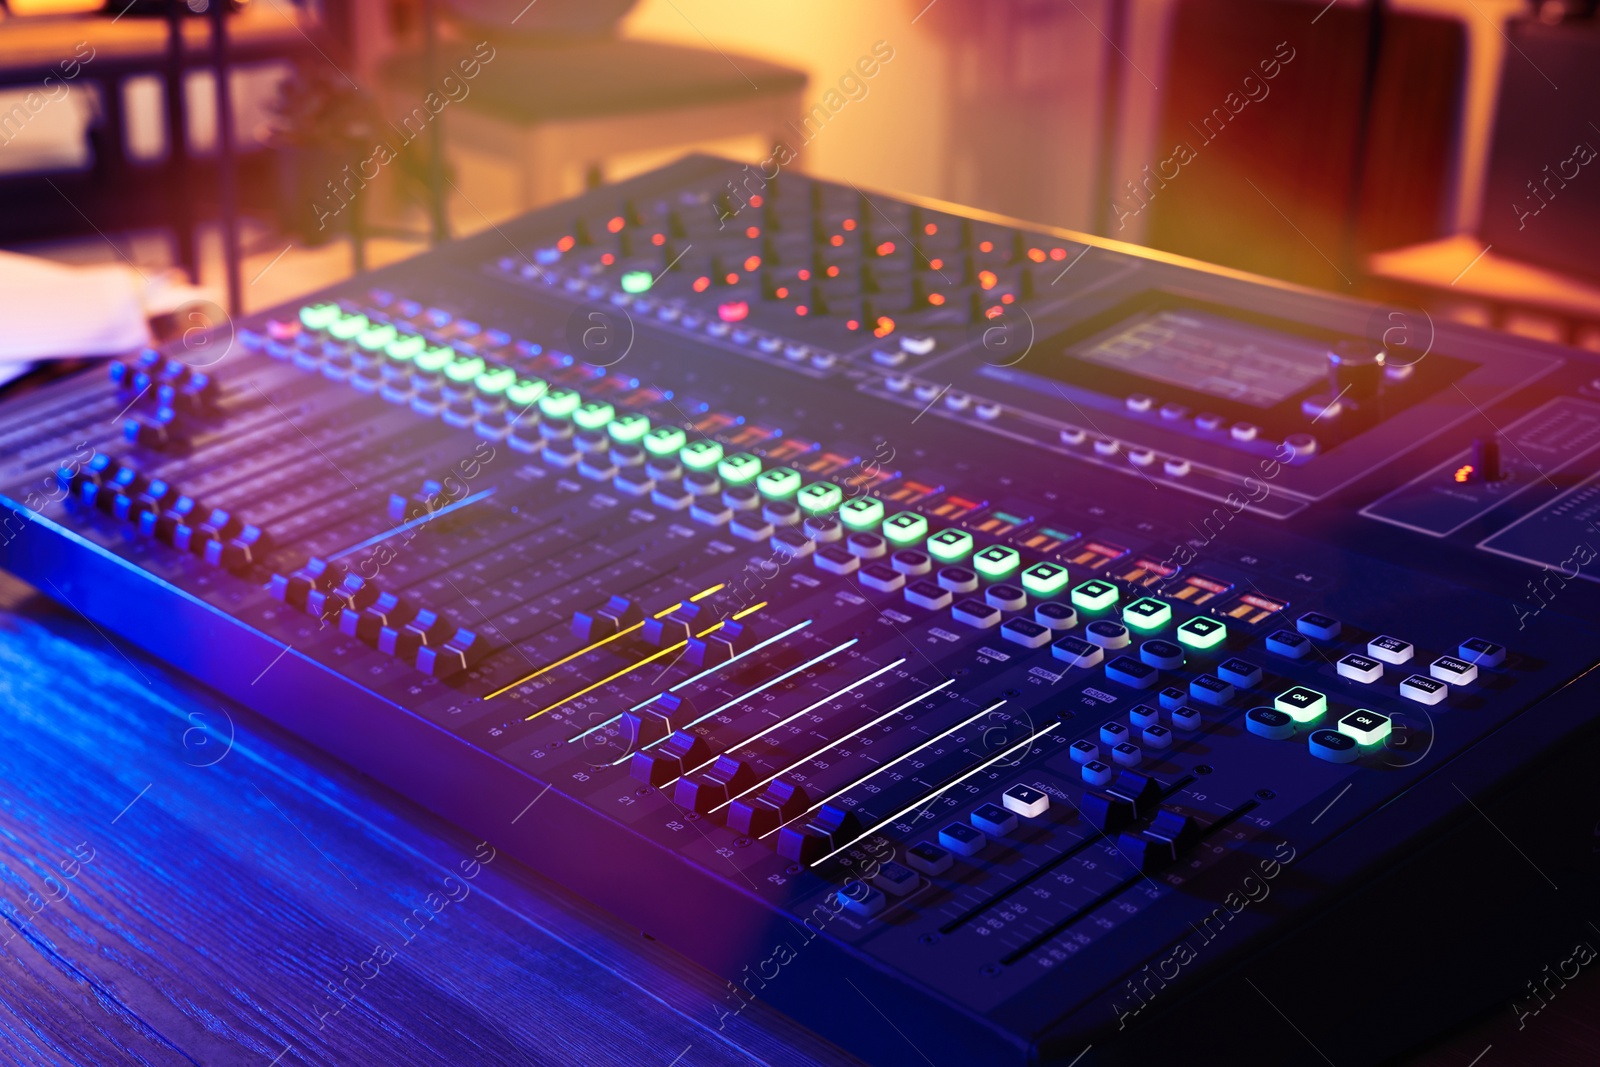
524, 602, 767, 721
485, 583, 725, 700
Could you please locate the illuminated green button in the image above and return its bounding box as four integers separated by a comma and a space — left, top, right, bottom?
1337, 708, 1392, 745
475, 366, 517, 396
540, 388, 581, 419
644, 425, 687, 456
756, 466, 802, 499
327, 313, 370, 341
883, 511, 929, 545
357, 323, 397, 351
1071, 579, 1119, 612
973, 544, 1020, 580
385, 334, 426, 362
505, 378, 547, 407
299, 302, 341, 330
1020, 561, 1069, 597
608, 413, 651, 443
718, 452, 762, 485
1175, 616, 1227, 651
620, 270, 653, 294
927, 529, 973, 563
796, 482, 843, 514
1123, 597, 1172, 633
839, 496, 884, 529
444, 356, 486, 383
681, 440, 724, 470
415, 346, 455, 373
1274, 686, 1327, 724
573, 401, 616, 430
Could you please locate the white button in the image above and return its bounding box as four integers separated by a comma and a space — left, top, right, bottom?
900, 335, 936, 355
976, 402, 1002, 420
1142, 724, 1172, 748
913, 383, 941, 402
1163, 458, 1192, 477
944, 392, 971, 411
1368, 635, 1414, 664
783, 343, 810, 362
1301, 395, 1340, 419
1128, 448, 1156, 467
1069, 739, 1099, 764
1430, 656, 1478, 685
1399, 675, 1447, 705
1093, 438, 1120, 456
1111, 742, 1141, 767
1060, 427, 1087, 445
1002, 784, 1050, 818
1336, 654, 1383, 684
1081, 760, 1114, 787
1126, 394, 1154, 413
885, 375, 911, 392
1230, 423, 1259, 442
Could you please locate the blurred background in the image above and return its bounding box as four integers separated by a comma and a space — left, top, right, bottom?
0, 0, 1597, 369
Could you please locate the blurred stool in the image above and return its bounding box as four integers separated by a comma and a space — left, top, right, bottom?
380, 37, 807, 211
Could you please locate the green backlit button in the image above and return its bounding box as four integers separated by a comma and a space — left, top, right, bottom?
719, 452, 762, 485
415, 346, 455, 373
299, 302, 341, 330
927, 528, 973, 562
883, 511, 929, 545
327, 313, 370, 341
620, 270, 653, 294
608, 413, 650, 443
357, 323, 397, 351
796, 482, 843, 514
839, 496, 884, 529
1274, 686, 1327, 723
1071, 579, 1119, 612
973, 544, 1020, 580
1123, 597, 1172, 633
1337, 709, 1392, 745
539, 388, 582, 418
756, 466, 802, 499
444, 356, 486, 383
385, 334, 427, 362
1175, 616, 1227, 651
475, 366, 517, 395
681, 439, 724, 470
573, 401, 615, 430
1020, 561, 1069, 597
644, 425, 687, 456
505, 378, 547, 407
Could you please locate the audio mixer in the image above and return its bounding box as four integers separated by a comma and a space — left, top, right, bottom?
4, 155, 1600, 1065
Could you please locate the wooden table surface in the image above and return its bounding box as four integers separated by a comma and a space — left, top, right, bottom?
2, 562, 1597, 1067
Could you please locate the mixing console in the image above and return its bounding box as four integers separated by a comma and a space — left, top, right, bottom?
4, 155, 1600, 1065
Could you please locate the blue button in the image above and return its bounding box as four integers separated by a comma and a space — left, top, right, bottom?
906, 841, 952, 875
1189, 674, 1235, 705
1217, 657, 1262, 687
1266, 629, 1311, 659
1158, 686, 1188, 710
837, 884, 886, 917
1106, 655, 1158, 689
1052, 636, 1103, 668
1296, 611, 1341, 640
939, 823, 986, 856
1309, 729, 1358, 763
1140, 639, 1184, 670
1246, 706, 1295, 739
971, 802, 1018, 836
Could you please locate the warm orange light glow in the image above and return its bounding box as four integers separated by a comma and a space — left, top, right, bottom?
746, 226, 760, 239
557, 235, 576, 251
1001, 293, 1015, 304
876, 241, 896, 256
600, 253, 615, 265
979, 240, 994, 253
796, 305, 809, 316
846, 319, 860, 330
775, 286, 789, 298
929, 257, 943, 270
798, 269, 811, 281
830, 234, 845, 247
985, 306, 1003, 319
749, 195, 763, 207
927, 292, 945, 306
978, 270, 998, 289
725, 272, 740, 284
1050, 247, 1067, 260
693, 276, 711, 292
744, 255, 761, 271
1455, 464, 1475, 483
843, 218, 857, 230
1027, 248, 1046, 262
924, 223, 938, 235
874, 316, 895, 337
826, 265, 840, 277
652, 233, 665, 245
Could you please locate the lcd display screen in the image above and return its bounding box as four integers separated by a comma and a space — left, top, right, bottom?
1066, 308, 1329, 409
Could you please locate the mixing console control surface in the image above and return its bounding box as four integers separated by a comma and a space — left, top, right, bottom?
3, 157, 1599, 1065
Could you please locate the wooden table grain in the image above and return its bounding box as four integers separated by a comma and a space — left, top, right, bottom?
3, 563, 1598, 1067
0, 572, 862, 1067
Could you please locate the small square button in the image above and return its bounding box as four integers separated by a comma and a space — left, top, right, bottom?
907, 841, 952, 875
1459, 637, 1506, 668
1218, 658, 1262, 688
1100, 721, 1130, 745
872, 860, 921, 895
1082, 759, 1115, 787
905, 580, 953, 610
1159, 686, 1189, 710
1368, 635, 1414, 665
1106, 655, 1159, 689
1400, 675, 1447, 705
1072, 579, 1119, 612
1296, 611, 1341, 640
971, 802, 1018, 836
815, 545, 860, 575
1171, 706, 1202, 731
1189, 674, 1235, 705
859, 563, 905, 592
1246, 706, 1296, 739
1431, 655, 1478, 685
1337, 709, 1392, 745
1309, 729, 1358, 763
953, 599, 1001, 629
837, 885, 886, 917
1002, 784, 1050, 818
1142, 724, 1172, 748
1052, 636, 1103, 668
1129, 704, 1160, 728
1274, 686, 1327, 723
1140, 639, 1185, 670
986, 583, 1028, 611
1035, 602, 1077, 630
1336, 653, 1383, 684
1001, 617, 1051, 648
1123, 597, 1173, 632
938, 823, 986, 856
1266, 629, 1311, 659
1176, 616, 1227, 651
1069, 739, 1099, 764
1111, 742, 1141, 767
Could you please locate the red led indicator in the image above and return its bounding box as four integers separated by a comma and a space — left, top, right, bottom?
718, 301, 750, 323
607, 216, 625, 233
